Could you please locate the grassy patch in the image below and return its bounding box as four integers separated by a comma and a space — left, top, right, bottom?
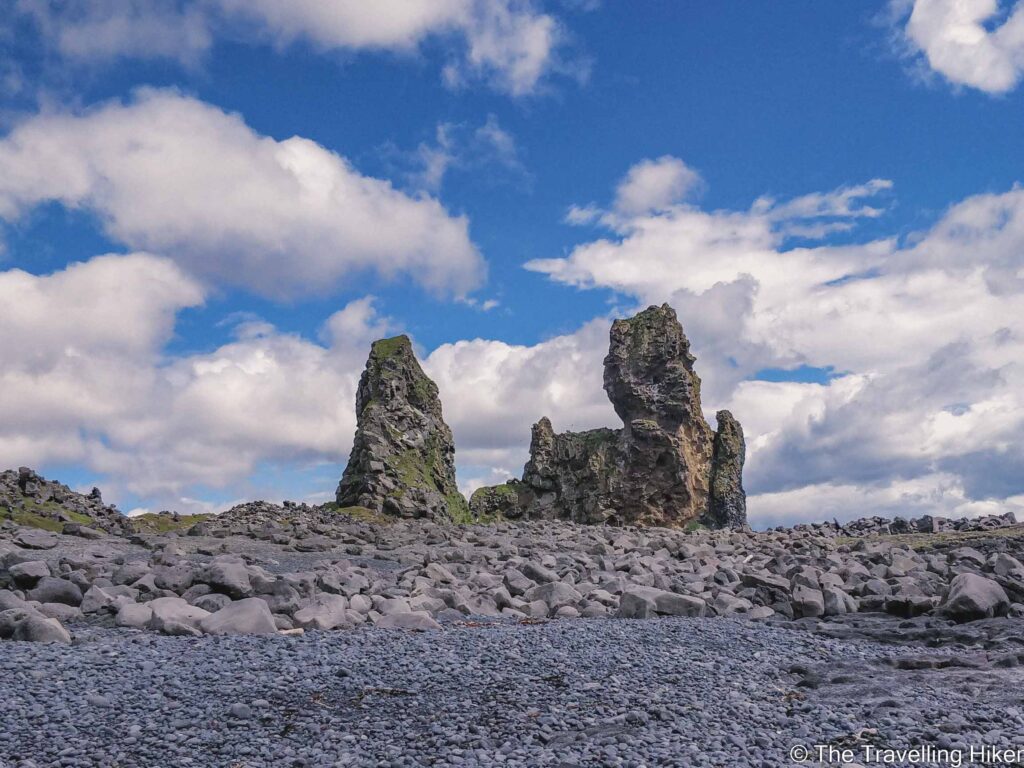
131, 513, 210, 534
836, 525, 1024, 551
322, 503, 395, 526
2, 508, 65, 532
683, 520, 707, 533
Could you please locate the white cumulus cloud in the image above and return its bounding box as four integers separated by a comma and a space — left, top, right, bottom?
0, 89, 484, 299
13, 0, 569, 95
895, 0, 1024, 93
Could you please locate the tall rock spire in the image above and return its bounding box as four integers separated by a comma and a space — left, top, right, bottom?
707, 410, 747, 528
336, 335, 468, 521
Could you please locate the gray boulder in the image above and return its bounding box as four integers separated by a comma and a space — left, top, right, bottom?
11, 614, 71, 644
792, 585, 825, 618
8, 560, 49, 587
616, 586, 660, 619
376, 611, 442, 630
939, 573, 1010, 622
115, 602, 153, 629
201, 560, 253, 599
199, 598, 277, 635
523, 582, 582, 612
293, 595, 351, 630
654, 591, 706, 617
27, 577, 83, 607
13, 530, 58, 550
147, 597, 210, 634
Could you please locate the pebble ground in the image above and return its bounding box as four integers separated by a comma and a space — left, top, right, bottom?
3, 617, 1022, 767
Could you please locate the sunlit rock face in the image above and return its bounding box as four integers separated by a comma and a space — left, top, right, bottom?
470, 304, 747, 529
336, 335, 467, 522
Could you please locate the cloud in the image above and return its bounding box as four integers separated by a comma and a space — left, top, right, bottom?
0, 89, 484, 299
398, 113, 528, 192
16, 0, 212, 67
525, 164, 1024, 523
894, 0, 1024, 93
13, 0, 569, 95
612, 156, 703, 217
424, 318, 616, 472
0, 253, 393, 512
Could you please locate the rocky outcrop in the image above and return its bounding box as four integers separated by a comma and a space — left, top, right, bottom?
470, 304, 746, 528
708, 410, 746, 529
336, 335, 468, 521
0, 468, 130, 536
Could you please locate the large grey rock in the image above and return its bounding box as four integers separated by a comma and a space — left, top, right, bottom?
616, 588, 658, 619
8, 560, 49, 587
201, 560, 253, 599
939, 573, 1010, 622
523, 582, 582, 612
336, 335, 468, 521
470, 304, 745, 528
80, 586, 118, 614
199, 598, 277, 635
193, 593, 232, 613
11, 613, 71, 644
293, 595, 351, 630
27, 577, 83, 607
147, 597, 210, 634
653, 591, 706, 617
792, 586, 825, 618
12, 530, 58, 550
115, 602, 153, 629
375, 611, 442, 630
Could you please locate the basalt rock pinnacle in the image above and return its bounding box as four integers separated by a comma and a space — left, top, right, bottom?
336, 335, 468, 521
470, 304, 747, 528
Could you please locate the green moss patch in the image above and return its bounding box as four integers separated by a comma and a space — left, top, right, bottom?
131, 513, 210, 534
2, 508, 65, 532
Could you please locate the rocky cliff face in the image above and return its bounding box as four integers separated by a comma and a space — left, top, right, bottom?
336, 336, 468, 521
470, 304, 746, 528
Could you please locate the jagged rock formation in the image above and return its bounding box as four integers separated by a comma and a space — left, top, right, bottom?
708, 410, 747, 528
336, 335, 468, 521
470, 304, 746, 528
0, 467, 130, 536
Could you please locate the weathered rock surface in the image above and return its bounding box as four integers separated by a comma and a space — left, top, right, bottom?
471, 304, 746, 528
336, 335, 468, 521
707, 410, 746, 528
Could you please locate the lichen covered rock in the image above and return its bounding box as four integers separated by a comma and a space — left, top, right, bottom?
336, 335, 468, 521
470, 304, 746, 528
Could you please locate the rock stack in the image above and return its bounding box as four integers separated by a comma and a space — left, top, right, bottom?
471, 304, 747, 528
336, 335, 468, 521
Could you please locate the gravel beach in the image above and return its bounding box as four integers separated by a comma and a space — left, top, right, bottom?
3, 617, 1021, 768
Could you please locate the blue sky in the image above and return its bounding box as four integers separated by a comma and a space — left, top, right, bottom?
1, 1, 1023, 527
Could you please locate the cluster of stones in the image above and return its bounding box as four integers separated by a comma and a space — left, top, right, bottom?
470, 305, 747, 529
791, 511, 1020, 538
0, 467, 132, 538
2, 502, 1021, 644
